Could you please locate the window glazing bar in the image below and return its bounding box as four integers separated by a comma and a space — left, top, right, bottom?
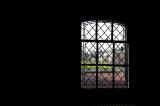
96, 19, 98, 88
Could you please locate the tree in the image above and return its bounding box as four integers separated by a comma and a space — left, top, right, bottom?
121, 44, 125, 52
84, 52, 90, 60
91, 50, 96, 58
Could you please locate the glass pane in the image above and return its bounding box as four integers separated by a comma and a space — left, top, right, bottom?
98, 66, 113, 88
81, 65, 96, 88
81, 21, 96, 40
113, 23, 126, 41
98, 21, 111, 40
114, 66, 127, 88
115, 43, 126, 65
81, 42, 96, 64
98, 43, 113, 64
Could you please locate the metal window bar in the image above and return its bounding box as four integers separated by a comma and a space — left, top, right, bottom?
111, 21, 115, 88
83, 23, 86, 87
96, 19, 98, 88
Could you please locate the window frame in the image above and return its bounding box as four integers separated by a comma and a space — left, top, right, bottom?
80, 19, 129, 89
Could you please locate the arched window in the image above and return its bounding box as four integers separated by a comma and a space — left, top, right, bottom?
81, 19, 129, 88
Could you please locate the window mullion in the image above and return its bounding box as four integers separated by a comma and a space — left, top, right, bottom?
125, 43, 129, 88
96, 19, 98, 89
111, 22, 113, 41
112, 21, 115, 88
83, 23, 86, 86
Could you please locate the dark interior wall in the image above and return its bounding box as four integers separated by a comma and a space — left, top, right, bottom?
31, 4, 158, 105
40, 11, 153, 105
12, 2, 160, 105
67, 10, 160, 106
41, 13, 139, 105
46, 14, 138, 105
42, 12, 157, 105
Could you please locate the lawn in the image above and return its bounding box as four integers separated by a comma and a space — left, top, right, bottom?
81, 60, 112, 64
81, 61, 124, 73
81, 66, 124, 73
81, 66, 120, 69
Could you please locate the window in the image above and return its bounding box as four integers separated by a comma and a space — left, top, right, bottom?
81, 19, 129, 88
